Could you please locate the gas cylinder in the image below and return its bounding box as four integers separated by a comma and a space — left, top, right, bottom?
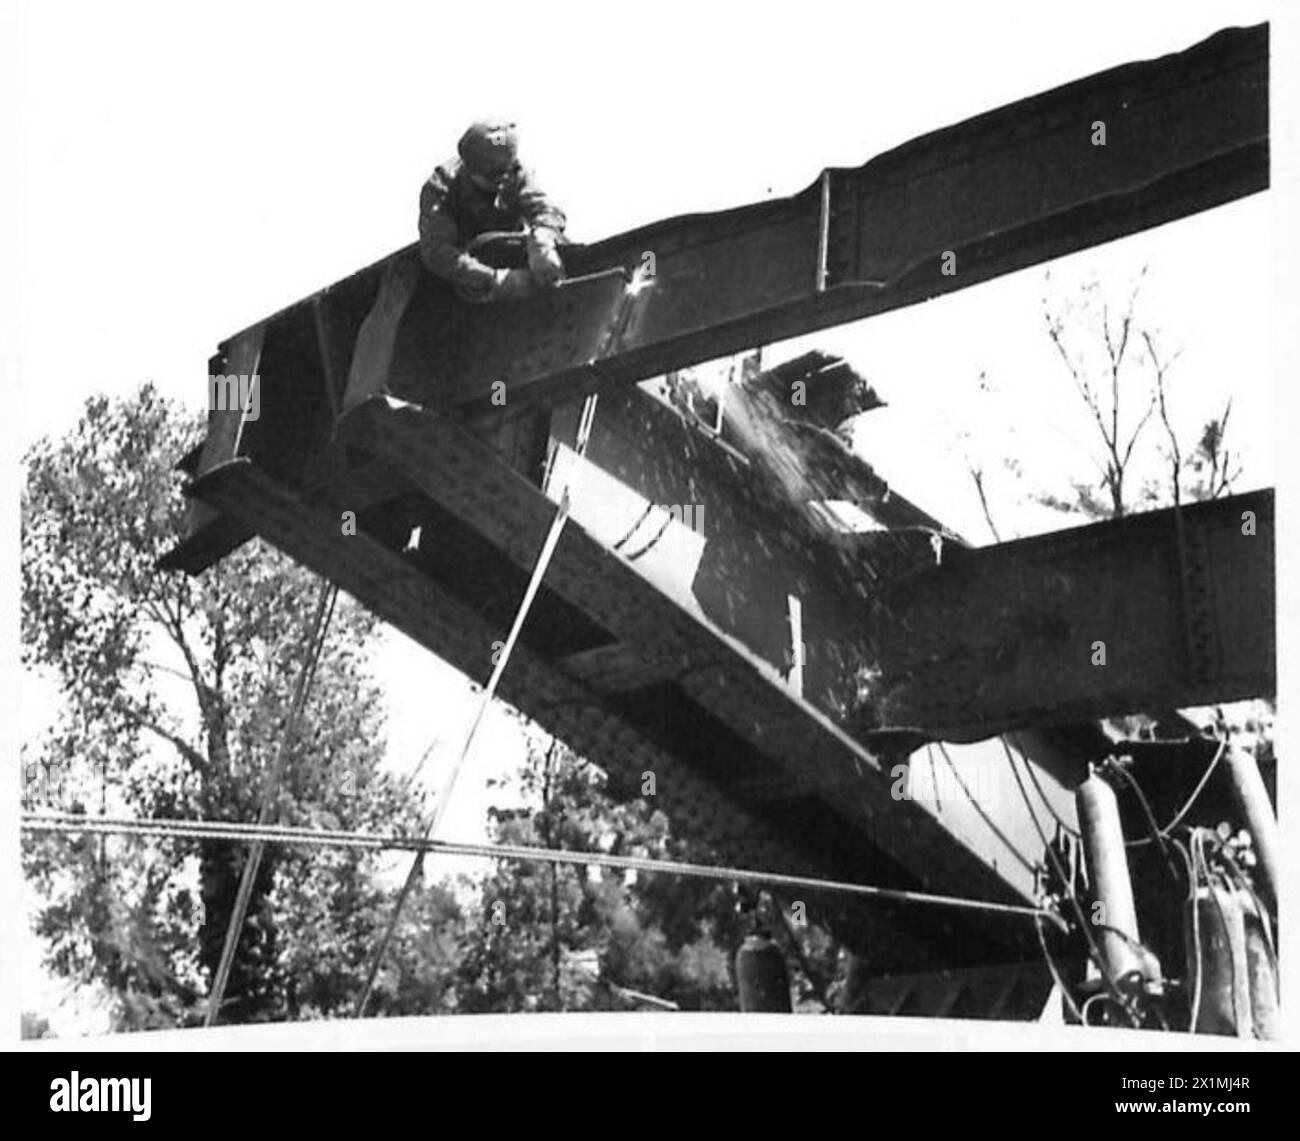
1224, 745, 1278, 911
1240, 891, 1279, 1040
1185, 880, 1251, 1036
735, 932, 793, 1012
1076, 770, 1154, 985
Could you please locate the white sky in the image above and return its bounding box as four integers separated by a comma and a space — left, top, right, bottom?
6, 0, 1298, 1038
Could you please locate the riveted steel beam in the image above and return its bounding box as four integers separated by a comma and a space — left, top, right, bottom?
387, 24, 1268, 415
169, 24, 1267, 574
331, 398, 1033, 914
186, 454, 1035, 966
352, 23, 1271, 418
870, 490, 1275, 740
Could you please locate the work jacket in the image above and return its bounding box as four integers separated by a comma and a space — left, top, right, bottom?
417, 156, 566, 280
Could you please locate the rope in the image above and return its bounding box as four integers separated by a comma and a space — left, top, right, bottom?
1125, 736, 1227, 847
1034, 912, 1084, 1023
1103, 757, 1183, 889
999, 736, 1080, 841
933, 743, 1036, 875
22, 811, 1063, 927
1001, 736, 1227, 849
938, 740, 1129, 1022
1106, 759, 1170, 853
204, 580, 338, 1026
353, 393, 600, 1018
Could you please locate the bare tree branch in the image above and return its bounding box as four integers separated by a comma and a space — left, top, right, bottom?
1043, 308, 1112, 450
1121, 388, 1159, 471
968, 467, 1002, 542
1207, 397, 1241, 498
112, 693, 206, 772
143, 599, 213, 716
1144, 330, 1182, 507
137, 659, 198, 688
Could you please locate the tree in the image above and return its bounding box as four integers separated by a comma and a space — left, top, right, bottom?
1145, 327, 1241, 509
968, 268, 1246, 539
1039, 267, 1161, 519
452, 721, 839, 1013
22, 385, 844, 1030
21, 385, 447, 1028
967, 269, 1272, 825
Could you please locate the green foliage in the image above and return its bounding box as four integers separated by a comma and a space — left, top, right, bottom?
22, 383, 835, 1030
21, 385, 446, 1028
452, 725, 839, 1013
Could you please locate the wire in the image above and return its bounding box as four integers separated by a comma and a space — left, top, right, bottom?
1105, 760, 1181, 886
1002, 746, 1138, 1025
1106, 759, 1166, 849
354, 392, 598, 1018
998, 736, 1080, 839
1220, 847, 1276, 964
1080, 992, 1108, 1026
304, 586, 339, 694
21, 811, 1063, 927
939, 741, 1137, 1022
1180, 832, 1204, 1033
1126, 737, 1228, 847
1080, 992, 1130, 1027
1090, 922, 1162, 976
1188, 828, 1259, 1035
1003, 737, 1227, 849
934, 743, 1036, 876
204, 580, 337, 1027
1205, 866, 1245, 1033
1034, 912, 1084, 1023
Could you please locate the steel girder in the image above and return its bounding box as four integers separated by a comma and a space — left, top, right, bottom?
159, 25, 1274, 993
168, 24, 1266, 575
869, 491, 1275, 740
185, 445, 1037, 970
413, 23, 1268, 415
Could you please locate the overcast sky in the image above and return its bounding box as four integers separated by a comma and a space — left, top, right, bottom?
7, 0, 1296, 1035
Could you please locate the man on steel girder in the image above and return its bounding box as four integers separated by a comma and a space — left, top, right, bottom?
418, 119, 568, 303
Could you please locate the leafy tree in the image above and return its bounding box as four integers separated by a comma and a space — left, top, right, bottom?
22, 383, 839, 1031
454, 723, 839, 1013
21, 385, 445, 1028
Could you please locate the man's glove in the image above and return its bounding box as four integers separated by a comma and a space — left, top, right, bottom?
526, 227, 565, 288
451, 253, 500, 303
489, 268, 535, 303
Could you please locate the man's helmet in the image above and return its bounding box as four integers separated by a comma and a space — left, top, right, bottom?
458, 119, 519, 178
